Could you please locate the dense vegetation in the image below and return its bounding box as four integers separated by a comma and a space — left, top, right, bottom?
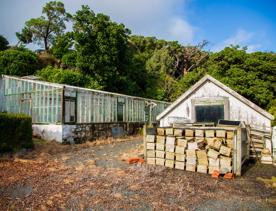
0, 47, 39, 76
0, 113, 33, 153
0, 1, 275, 121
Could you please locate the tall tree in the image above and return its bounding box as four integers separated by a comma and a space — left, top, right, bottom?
0, 35, 9, 51
51, 32, 74, 60
16, 1, 71, 51
178, 40, 209, 75
178, 46, 275, 111
72, 6, 130, 90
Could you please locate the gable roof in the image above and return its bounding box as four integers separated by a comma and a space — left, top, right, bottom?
156, 74, 274, 120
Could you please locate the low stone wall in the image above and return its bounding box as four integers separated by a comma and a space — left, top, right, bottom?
62, 122, 144, 144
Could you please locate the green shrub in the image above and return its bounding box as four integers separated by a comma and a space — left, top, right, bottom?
0, 113, 33, 153
37, 66, 102, 89
0, 48, 39, 76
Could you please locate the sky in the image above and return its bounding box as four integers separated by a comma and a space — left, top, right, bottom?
0, 0, 275, 52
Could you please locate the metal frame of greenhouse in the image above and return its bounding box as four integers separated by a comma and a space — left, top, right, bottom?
0, 75, 170, 143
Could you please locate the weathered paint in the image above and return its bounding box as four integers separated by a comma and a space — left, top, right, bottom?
160, 81, 271, 129
0, 77, 4, 112
32, 124, 63, 142
62, 124, 76, 144
2, 75, 170, 124
62, 122, 144, 144
272, 126, 276, 160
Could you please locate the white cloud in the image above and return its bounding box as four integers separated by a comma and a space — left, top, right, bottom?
1, 0, 195, 47
168, 18, 195, 43
246, 44, 262, 53
66, 0, 195, 44
212, 29, 261, 52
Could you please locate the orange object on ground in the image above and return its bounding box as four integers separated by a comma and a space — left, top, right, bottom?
211, 170, 220, 179
224, 172, 234, 179
128, 157, 144, 164
138, 158, 145, 164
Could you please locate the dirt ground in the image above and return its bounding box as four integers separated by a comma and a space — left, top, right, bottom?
0, 137, 276, 211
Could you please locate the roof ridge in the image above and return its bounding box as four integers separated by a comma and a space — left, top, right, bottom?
157, 74, 274, 120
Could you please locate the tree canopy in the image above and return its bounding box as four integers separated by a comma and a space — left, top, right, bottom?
0, 47, 39, 76
72, 6, 131, 91
37, 66, 102, 89
4, 1, 275, 123
0, 35, 9, 51
16, 1, 71, 51
178, 46, 276, 111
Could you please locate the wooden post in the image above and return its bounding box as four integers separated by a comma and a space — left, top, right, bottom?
143, 124, 147, 160
61, 86, 65, 124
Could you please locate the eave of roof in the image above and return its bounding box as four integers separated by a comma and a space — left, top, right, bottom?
156, 74, 274, 121
2, 75, 169, 104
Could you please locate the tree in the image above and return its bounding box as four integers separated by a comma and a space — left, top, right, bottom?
72, 6, 130, 89
0, 35, 9, 51
51, 32, 74, 60
146, 47, 178, 101
16, 1, 71, 51
178, 46, 275, 113
177, 41, 209, 75
37, 66, 102, 89
0, 48, 39, 76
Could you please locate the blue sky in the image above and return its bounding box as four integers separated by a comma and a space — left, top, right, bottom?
0, 0, 275, 52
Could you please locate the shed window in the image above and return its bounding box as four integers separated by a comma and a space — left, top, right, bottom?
195, 105, 224, 124
117, 98, 125, 122
64, 98, 76, 123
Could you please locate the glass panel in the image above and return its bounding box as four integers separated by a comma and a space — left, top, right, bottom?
117, 102, 124, 122
195, 105, 224, 124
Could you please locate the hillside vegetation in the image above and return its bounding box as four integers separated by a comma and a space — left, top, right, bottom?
0, 1, 275, 121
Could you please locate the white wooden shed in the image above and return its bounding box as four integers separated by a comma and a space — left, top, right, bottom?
157, 75, 274, 130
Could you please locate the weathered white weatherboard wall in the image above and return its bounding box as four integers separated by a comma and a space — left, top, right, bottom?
157, 75, 274, 130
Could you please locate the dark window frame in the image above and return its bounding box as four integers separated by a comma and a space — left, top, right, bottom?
191, 97, 229, 124
117, 97, 125, 122
64, 96, 77, 124
195, 104, 224, 123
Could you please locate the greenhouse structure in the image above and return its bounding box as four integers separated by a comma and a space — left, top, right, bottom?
0, 75, 170, 143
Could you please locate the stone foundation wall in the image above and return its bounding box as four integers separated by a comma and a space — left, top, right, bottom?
62, 122, 144, 144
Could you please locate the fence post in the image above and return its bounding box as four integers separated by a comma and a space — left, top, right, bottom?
143, 124, 147, 160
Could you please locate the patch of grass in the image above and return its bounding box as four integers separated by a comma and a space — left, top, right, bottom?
32, 138, 47, 145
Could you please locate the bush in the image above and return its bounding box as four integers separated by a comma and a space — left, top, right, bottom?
37, 66, 102, 89
0, 113, 33, 153
0, 48, 39, 76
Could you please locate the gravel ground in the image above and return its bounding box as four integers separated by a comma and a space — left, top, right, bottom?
0, 138, 275, 210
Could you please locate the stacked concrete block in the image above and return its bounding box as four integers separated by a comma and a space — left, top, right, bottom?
145, 127, 235, 175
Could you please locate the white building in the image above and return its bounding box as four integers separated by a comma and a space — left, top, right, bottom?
157, 75, 274, 130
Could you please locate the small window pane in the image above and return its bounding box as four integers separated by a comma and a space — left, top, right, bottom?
195, 105, 224, 124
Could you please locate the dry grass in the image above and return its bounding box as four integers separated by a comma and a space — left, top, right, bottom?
0, 138, 275, 210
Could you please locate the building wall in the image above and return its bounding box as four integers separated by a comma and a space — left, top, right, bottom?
62, 122, 143, 144
0, 77, 4, 112
32, 122, 143, 143
32, 124, 63, 142
2, 75, 169, 125
2, 76, 63, 123
160, 81, 271, 129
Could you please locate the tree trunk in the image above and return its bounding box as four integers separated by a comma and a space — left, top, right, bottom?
44, 37, 49, 52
